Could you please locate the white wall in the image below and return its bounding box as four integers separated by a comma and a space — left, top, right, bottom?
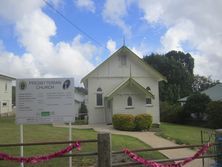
112, 85, 159, 124
0, 78, 13, 114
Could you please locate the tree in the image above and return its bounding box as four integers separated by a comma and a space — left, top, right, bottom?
192, 75, 220, 92
207, 101, 222, 128
78, 102, 88, 119
165, 51, 194, 74
143, 50, 194, 102
183, 93, 211, 120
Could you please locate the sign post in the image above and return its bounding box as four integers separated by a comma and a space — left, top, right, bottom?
16, 78, 76, 166
20, 124, 24, 167
69, 122, 72, 167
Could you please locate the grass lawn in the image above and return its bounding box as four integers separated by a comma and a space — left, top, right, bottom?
157, 122, 215, 145
0, 117, 165, 167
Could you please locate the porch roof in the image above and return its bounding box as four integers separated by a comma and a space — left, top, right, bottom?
105, 77, 154, 100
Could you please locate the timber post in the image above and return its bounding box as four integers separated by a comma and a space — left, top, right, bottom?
97, 132, 112, 167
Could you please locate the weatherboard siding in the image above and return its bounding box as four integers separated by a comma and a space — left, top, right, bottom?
84, 47, 164, 124
0, 78, 12, 114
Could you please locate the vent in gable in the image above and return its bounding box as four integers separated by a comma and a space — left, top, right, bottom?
120, 55, 127, 65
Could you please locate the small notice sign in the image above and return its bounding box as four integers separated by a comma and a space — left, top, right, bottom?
16, 78, 75, 124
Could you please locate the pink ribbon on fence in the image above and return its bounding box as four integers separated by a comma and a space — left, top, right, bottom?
123, 143, 212, 167
0, 141, 80, 164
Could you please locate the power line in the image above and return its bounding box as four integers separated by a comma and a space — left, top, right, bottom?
42, 0, 105, 48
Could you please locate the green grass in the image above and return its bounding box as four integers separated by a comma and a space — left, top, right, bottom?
157, 122, 214, 145
0, 117, 165, 166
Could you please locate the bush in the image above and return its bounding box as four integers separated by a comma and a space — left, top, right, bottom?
207, 101, 222, 129
183, 93, 211, 121
160, 102, 187, 124
112, 114, 135, 131
135, 114, 152, 130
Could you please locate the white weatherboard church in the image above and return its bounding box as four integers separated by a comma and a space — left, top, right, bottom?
81, 46, 166, 125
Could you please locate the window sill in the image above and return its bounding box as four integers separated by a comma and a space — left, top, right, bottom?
95, 106, 104, 108
145, 104, 153, 107
125, 106, 134, 109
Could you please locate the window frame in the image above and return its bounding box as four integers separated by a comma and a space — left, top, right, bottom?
96, 88, 103, 107
145, 97, 152, 107
126, 96, 134, 109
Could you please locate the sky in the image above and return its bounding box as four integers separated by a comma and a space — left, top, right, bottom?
0, 0, 222, 85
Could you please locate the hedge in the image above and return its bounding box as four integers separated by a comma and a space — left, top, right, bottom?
112, 114, 135, 131
135, 114, 152, 130
112, 113, 152, 131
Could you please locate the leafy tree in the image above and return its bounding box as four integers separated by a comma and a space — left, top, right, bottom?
192, 75, 220, 92
160, 101, 188, 124
165, 51, 194, 74
207, 101, 222, 128
143, 50, 194, 102
183, 93, 211, 120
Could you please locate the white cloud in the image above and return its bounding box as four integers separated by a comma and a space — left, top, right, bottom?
138, 0, 164, 23
106, 39, 117, 54
0, 0, 96, 85
102, 0, 131, 36
160, 19, 194, 52
130, 41, 151, 58
137, 0, 222, 80
0, 0, 44, 22
74, 0, 95, 13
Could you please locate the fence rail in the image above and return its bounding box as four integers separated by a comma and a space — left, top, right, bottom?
0, 132, 220, 167
112, 154, 217, 167
0, 139, 97, 147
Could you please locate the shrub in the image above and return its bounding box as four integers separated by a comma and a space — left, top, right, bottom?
183, 93, 211, 121
112, 114, 135, 131
135, 114, 152, 130
207, 101, 222, 129
160, 102, 187, 124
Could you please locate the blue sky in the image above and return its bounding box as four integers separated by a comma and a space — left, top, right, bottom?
0, 0, 222, 85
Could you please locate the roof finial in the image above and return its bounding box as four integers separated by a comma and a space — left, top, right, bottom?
123, 35, 125, 46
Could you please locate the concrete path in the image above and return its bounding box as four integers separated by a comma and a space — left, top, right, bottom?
55, 124, 214, 167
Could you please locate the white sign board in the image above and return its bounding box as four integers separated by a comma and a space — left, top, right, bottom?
16, 78, 75, 124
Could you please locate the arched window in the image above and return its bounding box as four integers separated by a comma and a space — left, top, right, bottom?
127, 96, 132, 106
96, 88, 103, 106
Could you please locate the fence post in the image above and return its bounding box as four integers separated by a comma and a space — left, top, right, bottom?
97, 132, 112, 167
215, 129, 222, 167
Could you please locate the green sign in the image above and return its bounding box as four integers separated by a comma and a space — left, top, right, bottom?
41, 112, 50, 117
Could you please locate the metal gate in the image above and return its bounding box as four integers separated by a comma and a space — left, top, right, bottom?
201, 130, 216, 167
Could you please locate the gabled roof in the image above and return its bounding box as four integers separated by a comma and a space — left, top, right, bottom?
81, 46, 166, 84
178, 83, 222, 102
105, 77, 154, 100
202, 84, 222, 101
0, 74, 16, 80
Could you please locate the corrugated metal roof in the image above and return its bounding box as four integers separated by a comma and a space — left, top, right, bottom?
0, 74, 16, 80
202, 83, 222, 101
178, 83, 222, 102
